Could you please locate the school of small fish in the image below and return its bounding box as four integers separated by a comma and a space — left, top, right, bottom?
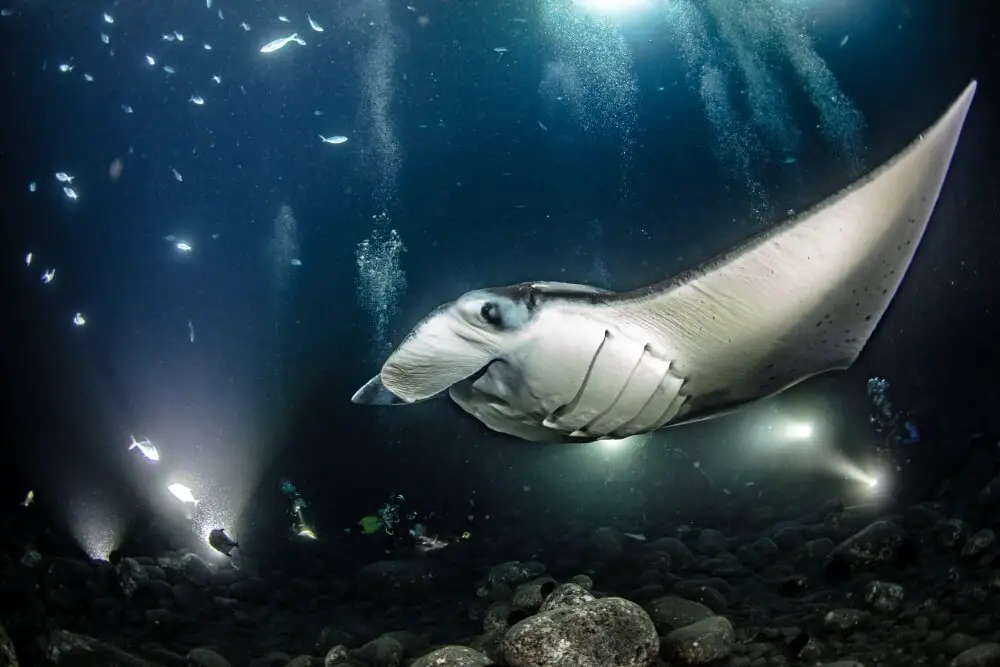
3, 4, 537, 523
11, 7, 355, 341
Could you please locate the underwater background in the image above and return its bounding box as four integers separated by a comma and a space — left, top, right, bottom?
1, 1, 999, 666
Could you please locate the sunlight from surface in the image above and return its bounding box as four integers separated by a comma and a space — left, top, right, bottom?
574, 0, 649, 15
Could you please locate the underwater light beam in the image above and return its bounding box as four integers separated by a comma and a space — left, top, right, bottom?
814, 449, 885, 499
67, 499, 124, 562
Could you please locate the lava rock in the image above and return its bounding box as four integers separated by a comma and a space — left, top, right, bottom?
143, 648, 186, 667
47, 558, 94, 588
537, 583, 595, 613
662, 615, 735, 665
671, 581, 727, 614
487, 561, 545, 588
483, 600, 528, 634
823, 608, 871, 631
502, 597, 657, 667
323, 645, 349, 666
350, 635, 403, 667
187, 647, 233, 667
939, 519, 968, 549
962, 529, 996, 557
696, 529, 729, 556
249, 655, 290, 667
511, 577, 558, 611
410, 646, 492, 667
823, 520, 908, 577
647, 538, 696, 570
316, 627, 355, 654
0, 622, 18, 667
863, 581, 905, 613
951, 643, 1000, 667
737, 537, 779, 570
181, 554, 212, 586
646, 596, 714, 634
46, 630, 156, 666
285, 656, 320, 667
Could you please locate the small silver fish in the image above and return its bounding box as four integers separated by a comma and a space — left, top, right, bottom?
128, 435, 160, 461
260, 33, 306, 54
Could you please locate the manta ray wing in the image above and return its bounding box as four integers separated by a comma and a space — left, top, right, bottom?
599, 80, 976, 427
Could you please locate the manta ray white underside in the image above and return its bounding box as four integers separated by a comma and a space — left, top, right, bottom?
353, 81, 977, 443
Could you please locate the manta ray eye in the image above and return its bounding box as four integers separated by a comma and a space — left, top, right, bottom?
480, 301, 502, 327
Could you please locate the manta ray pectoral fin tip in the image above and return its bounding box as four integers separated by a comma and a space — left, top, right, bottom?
351, 374, 406, 406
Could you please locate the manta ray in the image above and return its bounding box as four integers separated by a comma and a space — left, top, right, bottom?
353, 81, 977, 443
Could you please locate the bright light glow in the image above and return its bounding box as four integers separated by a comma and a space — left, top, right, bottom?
784, 422, 813, 440
167, 483, 198, 505
597, 434, 651, 452
574, 0, 648, 15
293, 506, 317, 540
823, 451, 883, 493
67, 500, 123, 561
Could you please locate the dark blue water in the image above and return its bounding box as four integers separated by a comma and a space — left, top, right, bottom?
1, 2, 998, 665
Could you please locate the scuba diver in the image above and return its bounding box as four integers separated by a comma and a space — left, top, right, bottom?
281, 478, 317, 539
355, 493, 471, 553
355, 493, 412, 544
